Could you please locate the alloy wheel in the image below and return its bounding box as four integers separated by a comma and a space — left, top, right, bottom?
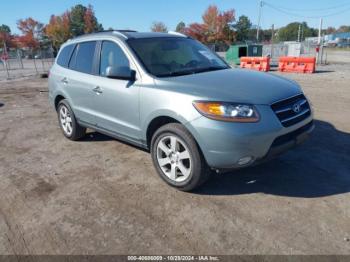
59, 105, 73, 136
156, 135, 192, 182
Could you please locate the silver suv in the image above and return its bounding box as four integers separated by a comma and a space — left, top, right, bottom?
49, 30, 314, 191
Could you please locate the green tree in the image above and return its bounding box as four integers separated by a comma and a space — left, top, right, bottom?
234, 15, 252, 41
70, 4, 86, 36
277, 22, 317, 42
0, 24, 11, 34
0, 24, 12, 47
175, 21, 186, 33
69, 4, 103, 37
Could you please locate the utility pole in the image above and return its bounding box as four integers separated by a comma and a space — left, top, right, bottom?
2, 41, 10, 79
317, 18, 323, 64
318, 18, 323, 45
301, 24, 304, 41
297, 24, 301, 42
256, 0, 263, 42
271, 24, 274, 59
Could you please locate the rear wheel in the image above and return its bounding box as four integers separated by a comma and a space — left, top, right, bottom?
57, 99, 86, 140
151, 123, 210, 191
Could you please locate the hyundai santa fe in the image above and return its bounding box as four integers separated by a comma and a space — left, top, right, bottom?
48, 30, 314, 191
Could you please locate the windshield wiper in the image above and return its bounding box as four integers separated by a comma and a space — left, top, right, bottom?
157, 66, 227, 78
192, 66, 227, 74
158, 69, 197, 77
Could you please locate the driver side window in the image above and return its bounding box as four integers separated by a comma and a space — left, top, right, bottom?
99, 41, 130, 76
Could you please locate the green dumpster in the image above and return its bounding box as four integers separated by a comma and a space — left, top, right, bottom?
226, 44, 263, 65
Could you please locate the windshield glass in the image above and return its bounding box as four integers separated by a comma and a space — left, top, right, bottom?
127, 37, 229, 77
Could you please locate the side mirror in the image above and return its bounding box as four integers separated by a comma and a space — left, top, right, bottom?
106, 66, 136, 81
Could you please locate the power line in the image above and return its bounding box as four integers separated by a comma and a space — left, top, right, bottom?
268, 2, 350, 12
264, 2, 350, 19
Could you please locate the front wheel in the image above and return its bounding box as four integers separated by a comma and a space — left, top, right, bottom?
151, 123, 210, 191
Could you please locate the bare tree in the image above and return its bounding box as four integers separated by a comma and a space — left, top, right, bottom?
151, 21, 168, 32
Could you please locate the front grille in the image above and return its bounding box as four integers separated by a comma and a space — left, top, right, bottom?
271, 94, 311, 127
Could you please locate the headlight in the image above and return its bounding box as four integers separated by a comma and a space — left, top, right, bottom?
193, 101, 260, 122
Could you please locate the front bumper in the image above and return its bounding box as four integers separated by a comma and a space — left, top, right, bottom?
185, 104, 314, 169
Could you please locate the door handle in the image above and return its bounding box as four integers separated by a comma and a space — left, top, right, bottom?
61, 77, 68, 85
92, 86, 103, 94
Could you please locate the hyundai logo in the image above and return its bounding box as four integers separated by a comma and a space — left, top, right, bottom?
292, 103, 301, 113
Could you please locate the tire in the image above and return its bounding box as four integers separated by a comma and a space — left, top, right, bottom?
57, 99, 86, 141
150, 123, 210, 191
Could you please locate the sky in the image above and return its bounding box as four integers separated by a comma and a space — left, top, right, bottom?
1, 0, 350, 34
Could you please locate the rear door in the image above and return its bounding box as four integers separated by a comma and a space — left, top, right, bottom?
91, 40, 141, 141
65, 41, 99, 125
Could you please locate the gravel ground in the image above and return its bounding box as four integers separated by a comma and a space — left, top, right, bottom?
0, 64, 349, 255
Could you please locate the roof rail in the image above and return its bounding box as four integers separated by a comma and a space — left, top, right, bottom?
97, 29, 137, 33
93, 29, 138, 39
115, 30, 137, 33
168, 31, 187, 38
68, 30, 132, 41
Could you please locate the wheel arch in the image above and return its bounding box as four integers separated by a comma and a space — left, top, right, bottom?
146, 116, 181, 149
144, 113, 207, 167
54, 95, 66, 110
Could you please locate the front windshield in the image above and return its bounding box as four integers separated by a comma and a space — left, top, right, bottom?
127, 37, 229, 77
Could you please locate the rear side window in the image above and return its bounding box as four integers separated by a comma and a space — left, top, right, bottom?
57, 44, 75, 68
69, 41, 97, 74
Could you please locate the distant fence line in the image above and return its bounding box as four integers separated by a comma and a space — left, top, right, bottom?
210, 41, 326, 65
0, 41, 332, 81
0, 47, 55, 80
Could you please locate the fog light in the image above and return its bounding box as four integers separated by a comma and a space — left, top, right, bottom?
237, 156, 253, 166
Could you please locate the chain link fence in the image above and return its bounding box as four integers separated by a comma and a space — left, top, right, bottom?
262, 41, 328, 65
0, 47, 55, 80
211, 41, 326, 67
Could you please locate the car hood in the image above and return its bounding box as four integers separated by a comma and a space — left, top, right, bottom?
154, 68, 302, 105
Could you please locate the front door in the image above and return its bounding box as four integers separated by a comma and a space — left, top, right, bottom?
91, 40, 141, 141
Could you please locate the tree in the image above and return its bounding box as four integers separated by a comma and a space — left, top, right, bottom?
16, 17, 44, 49
45, 4, 103, 50
202, 5, 235, 43
175, 21, 186, 33
184, 5, 235, 44
151, 21, 168, 32
0, 24, 12, 47
324, 26, 336, 35
337, 25, 350, 33
234, 15, 252, 41
84, 5, 103, 33
45, 12, 71, 50
260, 28, 273, 42
70, 4, 87, 36
69, 4, 103, 37
184, 23, 207, 42
277, 22, 317, 42
0, 24, 11, 34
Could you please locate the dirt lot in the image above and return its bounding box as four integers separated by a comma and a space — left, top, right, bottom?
0, 64, 349, 255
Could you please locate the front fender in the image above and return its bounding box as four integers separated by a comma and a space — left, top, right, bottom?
139, 86, 202, 143
141, 109, 199, 142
